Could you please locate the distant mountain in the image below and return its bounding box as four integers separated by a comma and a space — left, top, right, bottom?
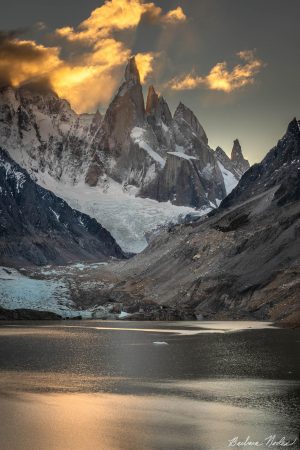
0, 148, 124, 266
215, 142, 250, 195
0, 57, 250, 251
100, 119, 300, 324
221, 118, 300, 208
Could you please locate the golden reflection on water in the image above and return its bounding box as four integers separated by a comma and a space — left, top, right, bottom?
0, 320, 276, 338
0, 390, 280, 450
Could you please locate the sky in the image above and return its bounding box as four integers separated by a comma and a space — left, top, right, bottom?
0, 0, 299, 163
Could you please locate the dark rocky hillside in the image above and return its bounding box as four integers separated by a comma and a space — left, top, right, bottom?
0, 148, 125, 266
86, 118, 300, 325
221, 119, 300, 208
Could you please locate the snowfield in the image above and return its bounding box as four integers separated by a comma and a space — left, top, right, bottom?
37, 174, 197, 253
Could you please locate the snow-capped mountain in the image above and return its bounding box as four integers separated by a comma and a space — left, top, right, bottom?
0, 148, 124, 266
0, 57, 250, 252
0, 85, 102, 183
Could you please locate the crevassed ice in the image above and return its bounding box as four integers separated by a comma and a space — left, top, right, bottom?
37, 174, 197, 253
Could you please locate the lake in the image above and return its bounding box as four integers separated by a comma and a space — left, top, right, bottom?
0, 321, 299, 450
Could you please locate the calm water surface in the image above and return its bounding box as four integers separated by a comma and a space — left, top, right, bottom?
0, 320, 299, 450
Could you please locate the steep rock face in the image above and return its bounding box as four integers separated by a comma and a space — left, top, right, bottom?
146, 85, 159, 115
141, 152, 216, 208
0, 148, 124, 266
145, 86, 173, 151
231, 139, 250, 176
0, 85, 103, 182
141, 102, 226, 207
173, 102, 208, 144
85, 57, 146, 184
146, 86, 173, 126
215, 147, 240, 178
221, 119, 300, 208
215, 146, 240, 195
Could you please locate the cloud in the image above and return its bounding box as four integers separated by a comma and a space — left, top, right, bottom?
0, 1, 186, 112
168, 50, 264, 93
135, 52, 156, 83
0, 33, 61, 88
55, 0, 186, 43
162, 7, 186, 24
0, 32, 131, 111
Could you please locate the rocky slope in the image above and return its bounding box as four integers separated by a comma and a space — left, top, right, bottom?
221, 118, 299, 208
79, 119, 299, 324
0, 148, 124, 266
0, 58, 250, 253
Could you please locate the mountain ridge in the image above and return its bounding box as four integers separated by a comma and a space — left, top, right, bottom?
0, 57, 250, 252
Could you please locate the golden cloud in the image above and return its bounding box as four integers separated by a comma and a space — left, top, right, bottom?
168, 50, 264, 93
135, 52, 156, 83
0, 1, 186, 112
162, 7, 186, 24
56, 0, 186, 43
0, 35, 129, 112
0, 35, 61, 87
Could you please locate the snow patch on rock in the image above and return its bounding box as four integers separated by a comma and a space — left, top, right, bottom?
217, 161, 239, 195
131, 127, 165, 168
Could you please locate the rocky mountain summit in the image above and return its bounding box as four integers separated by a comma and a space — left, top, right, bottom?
0, 57, 250, 252
0, 148, 124, 266
230, 139, 250, 176
0, 58, 249, 208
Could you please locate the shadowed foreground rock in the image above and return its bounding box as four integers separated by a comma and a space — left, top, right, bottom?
0, 307, 62, 320
0, 149, 125, 266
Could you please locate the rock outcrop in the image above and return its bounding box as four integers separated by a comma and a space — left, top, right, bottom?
230, 139, 250, 176
85, 57, 146, 185
141, 100, 227, 207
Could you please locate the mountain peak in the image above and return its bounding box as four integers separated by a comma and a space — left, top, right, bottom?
124, 56, 141, 84
146, 85, 159, 114
215, 146, 228, 160
174, 102, 208, 144
287, 117, 300, 137
231, 139, 242, 161
230, 139, 250, 175
221, 118, 300, 209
